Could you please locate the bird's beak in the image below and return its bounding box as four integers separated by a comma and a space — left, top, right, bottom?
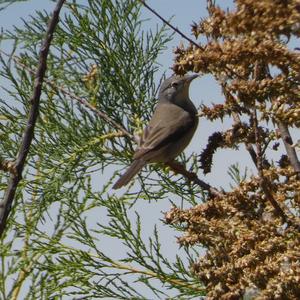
185, 73, 199, 84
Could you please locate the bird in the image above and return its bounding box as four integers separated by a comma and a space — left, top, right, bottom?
113, 73, 199, 189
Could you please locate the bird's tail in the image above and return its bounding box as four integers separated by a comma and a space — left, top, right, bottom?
112, 160, 146, 189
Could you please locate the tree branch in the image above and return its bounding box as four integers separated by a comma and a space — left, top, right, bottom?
0, 0, 66, 237
250, 63, 300, 228
252, 108, 300, 230
277, 121, 300, 179
167, 161, 224, 198
262, 66, 300, 178
0, 50, 133, 140
138, 0, 202, 49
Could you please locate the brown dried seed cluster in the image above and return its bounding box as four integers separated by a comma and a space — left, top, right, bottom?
173, 1, 300, 122
199, 122, 257, 174
169, 0, 300, 298
193, 1, 300, 39
166, 167, 300, 299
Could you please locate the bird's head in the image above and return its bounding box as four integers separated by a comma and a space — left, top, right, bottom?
158, 74, 198, 107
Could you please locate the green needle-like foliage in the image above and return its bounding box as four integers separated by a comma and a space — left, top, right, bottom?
0, 1, 204, 299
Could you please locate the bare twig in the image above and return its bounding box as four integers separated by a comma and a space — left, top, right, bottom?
60, 88, 133, 139
140, 0, 247, 84
0, 0, 66, 237
261, 66, 300, 178
138, 0, 203, 50
167, 161, 224, 198
0, 50, 133, 140
250, 63, 299, 227
252, 109, 296, 227
277, 121, 300, 179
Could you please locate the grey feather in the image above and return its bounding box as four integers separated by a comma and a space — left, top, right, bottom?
112, 73, 199, 189
112, 159, 146, 189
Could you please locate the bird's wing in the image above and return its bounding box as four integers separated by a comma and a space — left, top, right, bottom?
133, 103, 195, 160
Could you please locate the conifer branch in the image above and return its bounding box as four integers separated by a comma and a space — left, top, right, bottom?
0, 0, 66, 237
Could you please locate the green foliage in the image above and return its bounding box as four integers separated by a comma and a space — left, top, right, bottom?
0, 0, 28, 11
0, 1, 204, 299
228, 163, 248, 188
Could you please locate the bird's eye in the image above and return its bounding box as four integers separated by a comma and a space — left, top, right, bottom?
171, 82, 178, 88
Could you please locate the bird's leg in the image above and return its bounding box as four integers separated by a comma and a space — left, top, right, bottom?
166, 160, 188, 175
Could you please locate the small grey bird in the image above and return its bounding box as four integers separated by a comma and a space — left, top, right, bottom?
113, 74, 199, 189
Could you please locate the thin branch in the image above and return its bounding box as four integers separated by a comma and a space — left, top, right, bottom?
262, 67, 300, 178
10, 253, 42, 300
252, 108, 299, 229
60, 88, 133, 139
277, 120, 300, 179
0, 50, 133, 140
143, 0, 243, 81
167, 161, 224, 198
138, 0, 203, 50
0, 0, 66, 237
250, 63, 298, 227
244, 142, 258, 166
